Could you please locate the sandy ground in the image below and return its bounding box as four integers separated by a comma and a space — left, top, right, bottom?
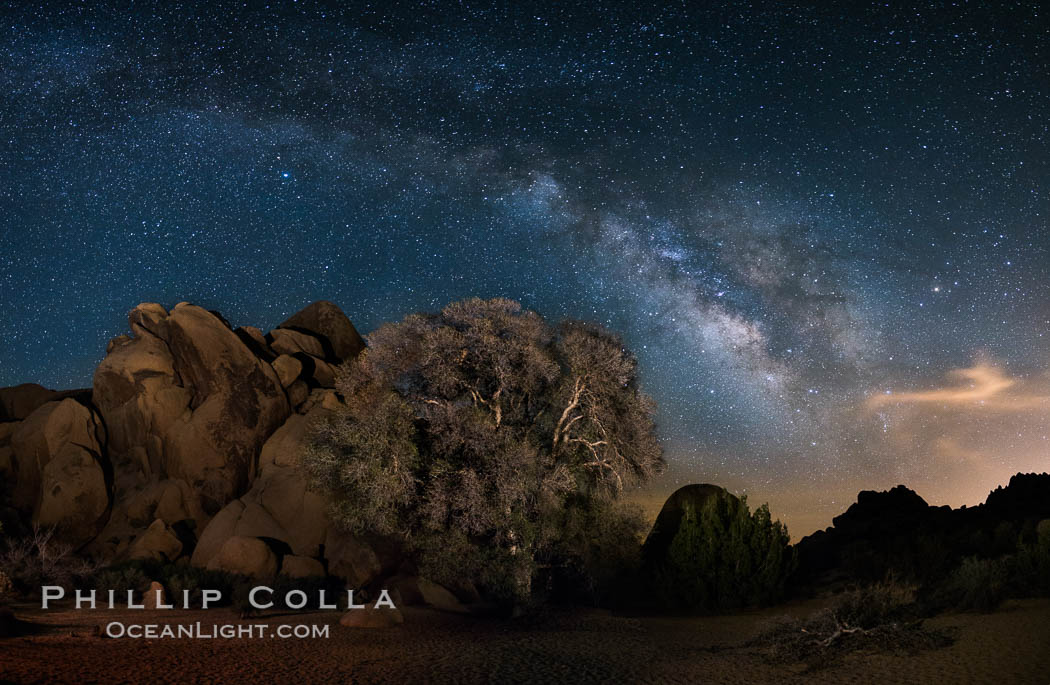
2, 598, 1049, 684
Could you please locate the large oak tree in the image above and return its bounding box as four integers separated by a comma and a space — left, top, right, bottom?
304, 298, 663, 602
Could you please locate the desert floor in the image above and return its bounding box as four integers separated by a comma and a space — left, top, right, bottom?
2, 597, 1049, 684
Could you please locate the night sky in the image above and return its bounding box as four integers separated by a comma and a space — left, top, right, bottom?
2, 2, 1048, 536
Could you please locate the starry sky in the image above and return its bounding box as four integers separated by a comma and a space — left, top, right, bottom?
2, 1, 1048, 536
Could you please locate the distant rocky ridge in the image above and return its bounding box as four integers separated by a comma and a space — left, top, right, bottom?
794, 472, 1050, 588
0, 300, 393, 590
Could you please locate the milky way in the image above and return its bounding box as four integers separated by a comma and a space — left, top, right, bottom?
2, 2, 1047, 535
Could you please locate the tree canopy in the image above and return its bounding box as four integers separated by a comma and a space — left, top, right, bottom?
304, 297, 664, 602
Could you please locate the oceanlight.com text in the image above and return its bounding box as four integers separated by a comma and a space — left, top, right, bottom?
104, 622, 331, 639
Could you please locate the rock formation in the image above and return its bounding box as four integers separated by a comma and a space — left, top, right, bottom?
277, 300, 365, 362
7, 398, 109, 547
640, 483, 735, 565
93, 302, 290, 532
793, 473, 1050, 588
188, 402, 384, 587
0, 384, 62, 422
0, 299, 385, 587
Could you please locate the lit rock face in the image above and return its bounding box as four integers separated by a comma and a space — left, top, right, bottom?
129, 519, 183, 562
3, 298, 374, 579
91, 303, 291, 557
280, 555, 325, 578
190, 402, 383, 589
189, 411, 330, 566
206, 535, 278, 579
8, 398, 109, 547
276, 300, 365, 362
148, 301, 382, 587
94, 303, 290, 523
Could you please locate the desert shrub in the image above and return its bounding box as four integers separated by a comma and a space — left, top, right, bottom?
93, 563, 152, 595
0, 525, 101, 595
829, 582, 918, 628
937, 556, 1008, 612
992, 521, 1019, 556
1004, 523, 1050, 598
755, 583, 951, 668
93, 560, 245, 607
164, 566, 241, 605
650, 493, 795, 612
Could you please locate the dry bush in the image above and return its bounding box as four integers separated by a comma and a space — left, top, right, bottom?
754, 583, 953, 668
0, 569, 12, 597
0, 525, 102, 595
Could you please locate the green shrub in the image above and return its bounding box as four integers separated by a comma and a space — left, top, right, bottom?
93, 560, 245, 607
165, 566, 241, 606
93, 563, 151, 595
650, 493, 795, 612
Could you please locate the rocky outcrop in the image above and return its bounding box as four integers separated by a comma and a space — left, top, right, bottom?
272, 355, 302, 388
793, 473, 1050, 588
188, 499, 245, 568
8, 398, 109, 547
984, 473, 1050, 520
206, 535, 278, 579
0, 384, 60, 422
2, 298, 366, 567
269, 329, 326, 358
641, 483, 734, 566
190, 401, 382, 588
94, 302, 290, 529
278, 300, 365, 362
190, 408, 332, 563
129, 519, 183, 562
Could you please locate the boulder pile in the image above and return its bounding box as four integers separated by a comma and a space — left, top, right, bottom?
0, 300, 382, 586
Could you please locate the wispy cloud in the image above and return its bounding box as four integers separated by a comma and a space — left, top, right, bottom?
867, 360, 1050, 411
